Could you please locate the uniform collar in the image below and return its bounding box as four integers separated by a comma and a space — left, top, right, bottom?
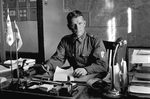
72, 32, 86, 43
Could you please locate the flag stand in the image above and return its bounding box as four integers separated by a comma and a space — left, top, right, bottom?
9, 46, 14, 83
9, 45, 19, 89
15, 30, 21, 89
8, 31, 21, 90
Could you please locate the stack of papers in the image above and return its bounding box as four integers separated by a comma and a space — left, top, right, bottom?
131, 49, 150, 64
129, 49, 150, 96
134, 73, 150, 81
0, 58, 35, 73
137, 50, 150, 55
4, 58, 35, 66
128, 85, 150, 94
129, 71, 150, 95
28, 84, 54, 92
131, 76, 150, 84
142, 63, 150, 67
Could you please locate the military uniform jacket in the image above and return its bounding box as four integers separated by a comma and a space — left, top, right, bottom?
46, 33, 108, 75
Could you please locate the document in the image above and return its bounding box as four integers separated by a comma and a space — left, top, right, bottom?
28, 84, 54, 92
142, 63, 150, 67
0, 77, 7, 83
53, 66, 74, 81
4, 58, 35, 67
131, 76, 150, 84
137, 49, 150, 55
0, 58, 35, 73
0, 64, 17, 73
128, 85, 150, 94
134, 72, 150, 81
131, 50, 150, 64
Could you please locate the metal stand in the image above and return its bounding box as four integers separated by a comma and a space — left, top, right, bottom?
104, 89, 121, 98
103, 41, 122, 98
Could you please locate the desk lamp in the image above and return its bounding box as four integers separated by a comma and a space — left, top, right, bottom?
103, 40, 126, 98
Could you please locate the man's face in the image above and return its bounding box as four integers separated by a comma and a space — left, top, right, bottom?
70, 16, 86, 37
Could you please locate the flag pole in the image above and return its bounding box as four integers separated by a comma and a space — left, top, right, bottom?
9, 45, 14, 83
15, 27, 20, 86
13, 20, 23, 88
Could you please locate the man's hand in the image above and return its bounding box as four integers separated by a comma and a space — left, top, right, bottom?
73, 68, 87, 78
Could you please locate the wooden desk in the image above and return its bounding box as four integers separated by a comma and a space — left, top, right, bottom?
0, 80, 132, 99
0, 74, 107, 99
0, 83, 110, 99
0, 80, 86, 99
0, 71, 128, 99
0, 62, 34, 78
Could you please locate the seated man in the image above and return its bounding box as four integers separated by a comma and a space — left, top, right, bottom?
28, 10, 108, 81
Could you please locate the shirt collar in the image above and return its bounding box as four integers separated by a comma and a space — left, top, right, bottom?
72, 32, 86, 43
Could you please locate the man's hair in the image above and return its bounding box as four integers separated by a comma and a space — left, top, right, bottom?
67, 10, 83, 24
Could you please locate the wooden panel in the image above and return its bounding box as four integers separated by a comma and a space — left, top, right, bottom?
0, 0, 6, 62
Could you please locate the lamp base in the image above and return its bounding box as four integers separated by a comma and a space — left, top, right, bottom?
103, 88, 122, 98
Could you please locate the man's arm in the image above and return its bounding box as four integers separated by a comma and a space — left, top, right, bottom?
84, 39, 108, 76
45, 37, 67, 71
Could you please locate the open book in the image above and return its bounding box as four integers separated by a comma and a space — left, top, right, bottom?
53, 66, 74, 81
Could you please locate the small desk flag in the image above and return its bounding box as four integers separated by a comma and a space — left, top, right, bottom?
6, 8, 14, 46
14, 20, 23, 51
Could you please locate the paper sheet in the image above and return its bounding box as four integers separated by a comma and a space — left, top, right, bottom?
137, 50, 150, 55
131, 76, 150, 84
131, 50, 150, 64
28, 84, 54, 92
0, 77, 7, 83
128, 85, 150, 94
0, 64, 18, 73
0, 58, 35, 73
53, 66, 74, 81
142, 63, 150, 67
134, 73, 150, 80
4, 58, 35, 66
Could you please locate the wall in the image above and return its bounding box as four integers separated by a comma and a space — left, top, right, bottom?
43, 0, 69, 61
43, 0, 150, 66
43, 0, 128, 65
127, 0, 150, 47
